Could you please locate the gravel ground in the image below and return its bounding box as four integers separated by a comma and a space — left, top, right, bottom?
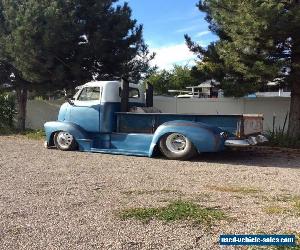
1, 136, 300, 250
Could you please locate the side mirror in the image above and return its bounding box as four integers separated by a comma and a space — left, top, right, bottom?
63, 89, 75, 105
66, 96, 75, 105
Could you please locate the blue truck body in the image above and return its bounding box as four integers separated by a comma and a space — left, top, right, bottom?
44, 81, 267, 159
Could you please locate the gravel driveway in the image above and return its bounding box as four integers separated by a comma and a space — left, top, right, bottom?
1, 136, 300, 250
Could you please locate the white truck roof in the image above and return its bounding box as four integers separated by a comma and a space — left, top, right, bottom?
77, 81, 144, 103
82, 80, 140, 89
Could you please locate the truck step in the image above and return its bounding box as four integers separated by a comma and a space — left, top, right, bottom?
90, 148, 149, 157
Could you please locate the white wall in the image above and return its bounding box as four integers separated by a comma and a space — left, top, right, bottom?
26, 100, 62, 129
26, 97, 290, 132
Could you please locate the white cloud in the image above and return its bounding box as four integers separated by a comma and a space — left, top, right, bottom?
175, 25, 199, 33
195, 30, 210, 37
151, 43, 197, 70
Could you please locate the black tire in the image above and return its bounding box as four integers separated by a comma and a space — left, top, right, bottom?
159, 133, 197, 160
54, 131, 77, 151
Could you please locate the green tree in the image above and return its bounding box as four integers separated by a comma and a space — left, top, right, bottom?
147, 65, 198, 95
170, 65, 199, 90
147, 69, 172, 95
186, 0, 300, 137
0, 0, 153, 131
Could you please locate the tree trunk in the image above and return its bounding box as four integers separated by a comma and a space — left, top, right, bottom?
288, 39, 300, 138
16, 84, 28, 132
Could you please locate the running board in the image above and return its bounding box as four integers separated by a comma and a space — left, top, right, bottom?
90, 148, 149, 157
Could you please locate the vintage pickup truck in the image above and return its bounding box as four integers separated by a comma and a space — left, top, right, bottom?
44, 80, 267, 160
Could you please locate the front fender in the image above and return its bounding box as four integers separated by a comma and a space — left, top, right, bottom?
44, 121, 89, 147
149, 120, 225, 156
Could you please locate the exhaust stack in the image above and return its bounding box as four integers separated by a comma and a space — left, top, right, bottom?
146, 82, 153, 107
121, 77, 129, 112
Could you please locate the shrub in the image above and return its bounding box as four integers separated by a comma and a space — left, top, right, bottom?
0, 92, 17, 132
266, 130, 300, 149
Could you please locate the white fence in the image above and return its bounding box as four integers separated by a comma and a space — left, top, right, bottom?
154, 96, 290, 131
26, 97, 291, 131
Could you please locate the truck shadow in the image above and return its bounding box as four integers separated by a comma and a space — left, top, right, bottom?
191, 147, 300, 169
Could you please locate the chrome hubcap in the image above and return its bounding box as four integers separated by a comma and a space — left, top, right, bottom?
56, 132, 74, 149
165, 133, 187, 153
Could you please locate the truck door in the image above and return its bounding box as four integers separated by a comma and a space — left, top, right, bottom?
69, 86, 101, 133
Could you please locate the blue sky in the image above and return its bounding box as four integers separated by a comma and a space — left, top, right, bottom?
119, 0, 218, 69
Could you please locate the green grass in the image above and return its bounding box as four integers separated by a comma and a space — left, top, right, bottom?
0, 127, 45, 140
118, 200, 227, 225
272, 195, 295, 203
263, 195, 300, 216
294, 200, 300, 214
207, 185, 261, 195
272, 195, 300, 213
264, 205, 288, 215
272, 195, 300, 203
21, 129, 45, 140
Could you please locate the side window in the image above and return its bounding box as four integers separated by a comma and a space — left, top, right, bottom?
129, 88, 140, 98
119, 87, 140, 99
77, 87, 101, 101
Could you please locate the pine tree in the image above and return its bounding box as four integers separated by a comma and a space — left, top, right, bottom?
186, 0, 300, 137
0, 0, 153, 131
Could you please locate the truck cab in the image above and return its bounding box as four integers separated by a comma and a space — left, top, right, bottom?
57, 81, 144, 133
44, 80, 267, 160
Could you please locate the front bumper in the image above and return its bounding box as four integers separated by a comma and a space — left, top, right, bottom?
225, 135, 268, 147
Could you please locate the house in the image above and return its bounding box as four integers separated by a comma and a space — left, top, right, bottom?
168, 79, 221, 98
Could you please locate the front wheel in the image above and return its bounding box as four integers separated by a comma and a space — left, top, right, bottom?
159, 133, 197, 160
54, 131, 77, 151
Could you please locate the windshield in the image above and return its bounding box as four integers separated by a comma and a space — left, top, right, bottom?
73, 88, 83, 100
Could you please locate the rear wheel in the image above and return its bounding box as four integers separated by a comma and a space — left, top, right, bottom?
54, 131, 77, 151
159, 133, 197, 160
